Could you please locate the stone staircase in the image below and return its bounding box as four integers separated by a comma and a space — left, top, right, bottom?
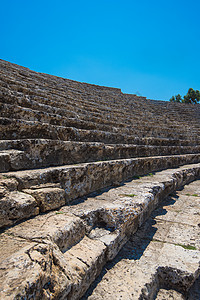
0, 59, 199, 299
83, 179, 200, 299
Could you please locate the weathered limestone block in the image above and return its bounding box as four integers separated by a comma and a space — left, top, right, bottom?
0, 177, 19, 199
7, 149, 25, 170
0, 219, 105, 299
5, 154, 200, 192
156, 289, 184, 299
0, 191, 39, 227
0, 242, 63, 299
6, 212, 86, 252
0, 157, 199, 228
23, 187, 66, 212
0, 151, 10, 172
62, 236, 107, 299
88, 227, 128, 261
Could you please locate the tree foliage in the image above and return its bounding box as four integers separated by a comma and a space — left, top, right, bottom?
170, 88, 200, 104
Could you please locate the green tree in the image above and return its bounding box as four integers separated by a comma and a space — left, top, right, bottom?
183, 88, 200, 104
169, 88, 200, 104
169, 94, 182, 103
169, 96, 175, 102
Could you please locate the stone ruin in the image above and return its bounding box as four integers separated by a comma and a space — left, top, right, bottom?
0, 59, 199, 299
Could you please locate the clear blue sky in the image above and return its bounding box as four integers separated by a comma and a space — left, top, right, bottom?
1, 0, 200, 100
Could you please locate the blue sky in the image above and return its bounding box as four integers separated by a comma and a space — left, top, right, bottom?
1, 0, 200, 100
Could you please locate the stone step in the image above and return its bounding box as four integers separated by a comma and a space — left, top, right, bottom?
84, 179, 200, 299
1, 104, 199, 143
0, 78, 138, 112
0, 117, 125, 142
1, 80, 200, 131
0, 149, 25, 172
1, 70, 199, 126
1, 65, 198, 124
1, 139, 200, 172
1, 99, 195, 135
2, 101, 200, 138
1, 153, 200, 228
0, 117, 199, 146
0, 101, 161, 133
0, 85, 128, 123
1, 137, 199, 153
1, 63, 199, 139
0, 73, 146, 114
0, 101, 120, 133
1, 60, 199, 115
23, 186, 66, 213
1, 87, 195, 133
1, 74, 198, 115
0, 129, 199, 151
0, 163, 199, 299
0, 67, 123, 101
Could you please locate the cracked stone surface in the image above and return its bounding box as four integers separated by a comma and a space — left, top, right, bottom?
155, 289, 184, 299
0, 190, 39, 227
83, 180, 200, 299
0, 167, 199, 299
1, 156, 200, 229
23, 187, 66, 212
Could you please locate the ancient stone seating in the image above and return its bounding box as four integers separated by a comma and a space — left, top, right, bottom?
0, 59, 199, 299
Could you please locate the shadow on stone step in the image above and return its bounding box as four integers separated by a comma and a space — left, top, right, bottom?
81, 195, 177, 299
186, 275, 200, 300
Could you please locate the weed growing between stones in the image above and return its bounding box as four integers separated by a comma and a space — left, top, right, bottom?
176, 244, 197, 250
119, 194, 136, 197
153, 239, 197, 251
